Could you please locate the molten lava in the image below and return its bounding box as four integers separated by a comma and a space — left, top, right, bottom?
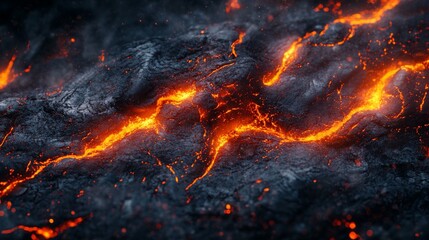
1, 217, 84, 239
187, 59, 429, 189
262, 0, 400, 86
0, 86, 196, 197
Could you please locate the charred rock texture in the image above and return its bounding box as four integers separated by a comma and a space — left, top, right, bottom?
0, 0, 429, 239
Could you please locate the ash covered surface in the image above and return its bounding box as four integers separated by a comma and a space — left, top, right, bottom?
0, 0, 429, 239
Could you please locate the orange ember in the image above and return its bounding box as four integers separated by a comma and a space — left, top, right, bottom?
0, 55, 17, 90
1, 217, 84, 239
0, 86, 197, 197
225, 0, 240, 14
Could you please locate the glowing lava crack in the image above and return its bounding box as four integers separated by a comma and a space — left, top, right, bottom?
1, 218, 84, 239
0, 86, 197, 198
186, 59, 429, 189
262, 0, 400, 86
1, 0, 429, 239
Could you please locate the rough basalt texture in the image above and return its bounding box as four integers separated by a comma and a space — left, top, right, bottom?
0, 0, 429, 239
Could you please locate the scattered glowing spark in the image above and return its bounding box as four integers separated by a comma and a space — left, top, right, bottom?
0, 55, 17, 90
230, 31, 246, 58
0, 86, 196, 198
314, 1, 342, 15
1, 217, 84, 239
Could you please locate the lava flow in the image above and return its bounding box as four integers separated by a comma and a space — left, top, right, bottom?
0, 55, 17, 90
0, 86, 196, 198
1, 217, 84, 239
262, 0, 400, 86
186, 59, 429, 189
0, 0, 428, 239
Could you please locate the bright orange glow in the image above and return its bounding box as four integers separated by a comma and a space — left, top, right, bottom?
1, 217, 83, 239
0, 55, 17, 90
0, 86, 196, 198
289, 68, 401, 142
186, 102, 289, 190
224, 203, 232, 214
187, 60, 428, 189
263, 0, 400, 86
230, 31, 246, 58
349, 231, 359, 240
225, 0, 240, 13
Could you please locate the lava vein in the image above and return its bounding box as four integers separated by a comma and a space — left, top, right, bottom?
262, 0, 400, 86
0, 86, 197, 198
186, 59, 428, 189
1, 217, 84, 239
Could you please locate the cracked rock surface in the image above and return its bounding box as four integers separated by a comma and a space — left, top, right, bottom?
0, 0, 429, 239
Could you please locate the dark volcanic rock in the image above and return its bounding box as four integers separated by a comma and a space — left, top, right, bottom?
0, 0, 429, 239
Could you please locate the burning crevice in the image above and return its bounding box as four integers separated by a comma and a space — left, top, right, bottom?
1, 217, 84, 240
